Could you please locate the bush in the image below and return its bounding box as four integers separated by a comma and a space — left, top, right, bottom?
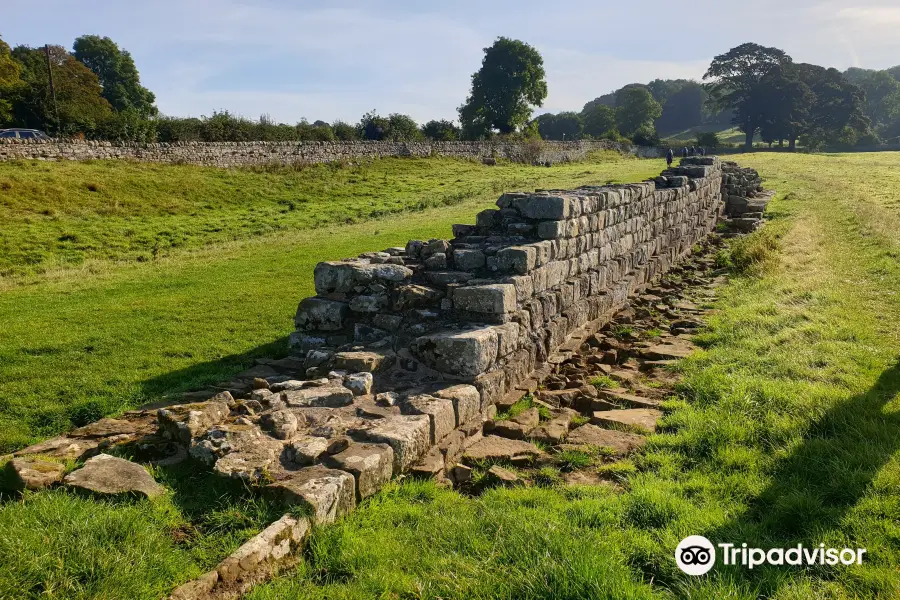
631, 124, 660, 146
421, 119, 460, 141
695, 131, 721, 149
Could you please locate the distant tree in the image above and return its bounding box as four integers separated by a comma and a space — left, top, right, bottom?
0, 37, 24, 125
535, 111, 583, 140
459, 37, 547, 138
757, 65, 814, 148
655, 82, 705, 136
614, 85, 661, 137
10, 44, 113, 134
72, 35, 156, 116
386, 113, 422, 141
887, 66, 900, 82
795, 63, 870, 149
581, 92, 617, 114
331, 120, 359, 141
843, 67, 900, 134
358, 110, 389, 140
582, 104, 618, 138
296, 119, 335, 141
695, 131, 721, 148
421, 119, 460, 141
630, 124, 659, 146
704, 42, 791, 150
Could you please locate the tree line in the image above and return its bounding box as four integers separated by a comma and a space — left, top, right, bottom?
1, 33, 898, 150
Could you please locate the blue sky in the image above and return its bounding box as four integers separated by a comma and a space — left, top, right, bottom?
4, 0, 900, 124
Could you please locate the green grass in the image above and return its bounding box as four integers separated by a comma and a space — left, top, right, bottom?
0, 152, 647, 282
2, 152, 900, 599
0, 153, 662, 453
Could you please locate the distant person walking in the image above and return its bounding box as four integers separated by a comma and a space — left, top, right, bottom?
681, 146, 688, 158
689, 146, 696, 156
699, 147, 705, 156
666, 148, 674, 168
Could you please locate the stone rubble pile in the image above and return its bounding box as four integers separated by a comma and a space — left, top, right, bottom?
721, 161, 774, 232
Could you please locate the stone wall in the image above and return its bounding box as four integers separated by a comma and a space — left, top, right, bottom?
0, 138, 662, 166
293, 155, 724, 417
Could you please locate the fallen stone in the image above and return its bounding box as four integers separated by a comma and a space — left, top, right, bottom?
70, 418, 140, 439
487, 464, 522, 486
510, 407, 540, 429
323, 443, 394, 500
639, 343, 694, 361
4, 456, 66, 490
260, 410, 300, 440
343, 372, 373, 396
597, 389, 661, 410
332, 351, 391, 372
13, 436, 101, 461
403, 395, 456, 443
287, 435, 330, 465
64, 453, 164, 498
528, 409, 577, 444
358, 415, 431, 475
433, 384, 480, 426
268, 466, 356, 524
463, 436, 542, 463
157, 401, 230, 444
452, 463, 473, 483
565, 424, 646, 455
408, 446, 445, 478
281, 385, 354, 408
590, 409, 662, 433
490, 420, 530, 440
216, 513, 310, 585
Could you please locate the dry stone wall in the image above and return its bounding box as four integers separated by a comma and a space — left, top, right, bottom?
0, 138, 661, 166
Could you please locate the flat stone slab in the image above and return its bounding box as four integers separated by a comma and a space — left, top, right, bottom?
433, 384, 481, 426
639, 343, 694, 361
565, 424, 647, 455
280, 385, 354, 408
590, 409, 662, 433
158, 400, 230, 443
267, 466, 355, 524
13, 436, 102, 461
63, 453, 164, 498
332, 351, 391, 372
463, 436, 543, 463
323, 442, 393, 500
4, 456, 66, 490
597, 389, 662, 409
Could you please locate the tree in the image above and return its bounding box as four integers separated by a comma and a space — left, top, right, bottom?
10, 44, 113, 134
704, 42, 791, 150
331, 120, 359, 141
459, 37, 547, 138
655, 82, 706, 136
534, 112, 583, 140
582, 104, 617, 138
795, 64, 869, 149
385, 113, 422, 141
614, 85, 661, 137
843, 68, 900, 134
358, 110, 389, 140
72, 35, 155, 116
0, 37, 24, 125
757, 65, 814, 148
421, 119, 460, 141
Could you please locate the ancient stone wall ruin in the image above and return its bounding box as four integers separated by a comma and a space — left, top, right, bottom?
0, 138, 661, 166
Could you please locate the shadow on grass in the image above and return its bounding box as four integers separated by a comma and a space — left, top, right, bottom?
704, 360, 900, 593
137, 335, 292, 408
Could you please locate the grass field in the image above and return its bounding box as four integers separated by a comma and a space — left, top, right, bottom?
1, 151, 899, 599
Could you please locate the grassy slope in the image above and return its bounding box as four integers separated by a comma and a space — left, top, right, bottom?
0, 154, 638, 280
0, 153, 661, 453
243, 152, 900, 599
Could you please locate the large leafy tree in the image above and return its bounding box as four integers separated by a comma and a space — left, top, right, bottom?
795, 63, 870, 149
614, 84, 661, 137
0, 37, 24, 125
72, 35, 156, 116
843, 67, 900, 134
704, 42, 790, 150
582, 104, 617, 138
459, 37, 547, 138
534, 112, 583, 140
757, 65, 814, 148
421, 119, 460, 141
10, 44, 112, 134
655, 82, 706, 136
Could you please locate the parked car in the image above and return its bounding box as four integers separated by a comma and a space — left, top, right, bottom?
0, 128, 51, 140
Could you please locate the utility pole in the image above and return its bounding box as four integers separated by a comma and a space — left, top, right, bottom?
44, 45, 60, 135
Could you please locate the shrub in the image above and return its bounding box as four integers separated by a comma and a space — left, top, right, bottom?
695, 131, 721, 149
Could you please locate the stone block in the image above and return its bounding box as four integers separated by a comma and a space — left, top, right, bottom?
512, 195, 574, 220
267, 466, 356, 524
453, 284, 517, 315
403, 395, 456, 443
360, 415, 431, 475
294, 298, 349, 331
434, 384, 481, 426
322, 443, 394, 500
453, 248, 486, 271
496, 246, 536, 274
410, 326, 499, 377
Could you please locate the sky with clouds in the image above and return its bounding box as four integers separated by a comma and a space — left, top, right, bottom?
4, 0, 900, 124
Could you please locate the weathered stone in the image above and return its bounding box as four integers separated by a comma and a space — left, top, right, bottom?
496, 246, 537, 275
565, 424, 646, 455
395, 284, 444, 309
349, 294, 388, 313
323, 443, 394, 500
528, 409, 577, 444
487, 464, 522, 487
375, 391, 399, 406
359, 415, 431, 475
463, 436, 543, 463
314, 261, 412, 295
158, 401, 230, 444
453, 284, 517, 314
281, 385, 354, 408
288, 435, 330, 465
332, 351, 390, 372
4, 456, 66, 490
454, 248, 486, 271
343, 372, 373, 396
639, 342, 694, 361
215, 513, 310, 585
433, 384, 481, 426
294, 297, 349, 331
193, 425, 285, 482
410, 327, 499, 377
268, 466, 356, 524
403, 395, 456, 443
12, 436, 102, 461
590, 409, 662, 433
71, 418, 140, 438
511, 195, 574, 220
424, 253, 447, 270
426, 271, 474, 286
260, 410, 299, 440
64, 454, 164, 498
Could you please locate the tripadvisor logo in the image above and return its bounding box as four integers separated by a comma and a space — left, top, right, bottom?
675, 536, 866, 575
